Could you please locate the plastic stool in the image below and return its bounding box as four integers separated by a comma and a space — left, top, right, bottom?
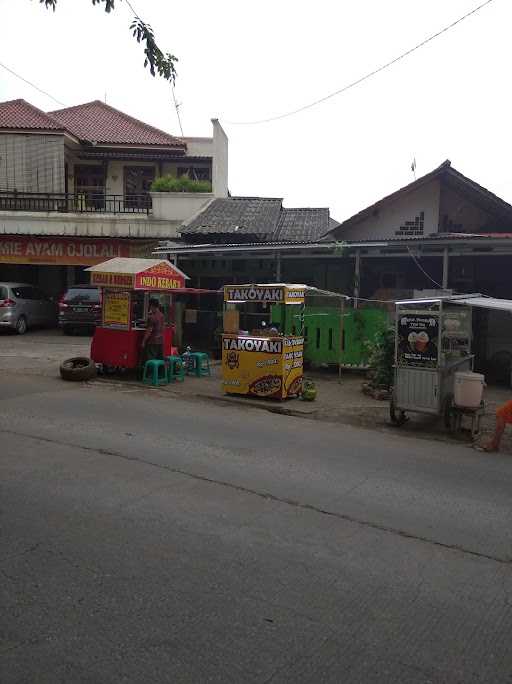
166, 355, 185, 382
142, 359, 168, 386
188, 352, 211, 377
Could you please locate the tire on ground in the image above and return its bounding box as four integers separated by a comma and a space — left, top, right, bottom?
60, 356, 96, 382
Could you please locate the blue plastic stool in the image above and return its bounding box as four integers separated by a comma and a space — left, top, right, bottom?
142, 359, 168, 386
165, 355, 185, 382
188, 352, 211, 377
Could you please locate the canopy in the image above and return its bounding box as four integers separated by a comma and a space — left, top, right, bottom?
86, 257, 188, 291
396, 293, 512, 313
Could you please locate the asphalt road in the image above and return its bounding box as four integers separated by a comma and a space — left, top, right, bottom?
1, 372, 512, 683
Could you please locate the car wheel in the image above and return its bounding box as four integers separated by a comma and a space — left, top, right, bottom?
59, 357, 97, 382
16, 315, 28, 335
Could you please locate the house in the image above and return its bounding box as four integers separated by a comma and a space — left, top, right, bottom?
156, 160, 512, 300
156, 196, 334, 290
155, 161, 512, 374
0, 98, 228, 295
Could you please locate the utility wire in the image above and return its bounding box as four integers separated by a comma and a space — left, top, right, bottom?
0, 60, 66, 107
406, 247, 443, 289
225, 0, 497, 125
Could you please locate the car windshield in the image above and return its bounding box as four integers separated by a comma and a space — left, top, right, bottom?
64, 288, 100, 304
0, 286, 8, 300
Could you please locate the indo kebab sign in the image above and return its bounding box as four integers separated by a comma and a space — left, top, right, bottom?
397, 314, 439, 367
0, 237, 131, 266
224, 284, 305, 305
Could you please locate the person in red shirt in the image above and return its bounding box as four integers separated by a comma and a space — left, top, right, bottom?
484, 399, 512, 452
140, 298, 165, 371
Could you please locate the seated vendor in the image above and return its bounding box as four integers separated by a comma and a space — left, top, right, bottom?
140, 298, 165, 368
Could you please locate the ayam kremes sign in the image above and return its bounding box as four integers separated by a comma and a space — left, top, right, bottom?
0, 237, 129, 265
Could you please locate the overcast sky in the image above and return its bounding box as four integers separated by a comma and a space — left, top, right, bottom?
1, 0, 510, 221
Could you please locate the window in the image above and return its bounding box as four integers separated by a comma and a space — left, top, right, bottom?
17, 287, 37, 300
64, 288, 100, 304
177, 166, 211, 181
124, 167, 155, 208
75, 165, 106, 209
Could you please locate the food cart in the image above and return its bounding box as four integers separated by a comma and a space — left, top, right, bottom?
222, 283, 305, 400
86, 257, 188, 370
390, 294, 485, 431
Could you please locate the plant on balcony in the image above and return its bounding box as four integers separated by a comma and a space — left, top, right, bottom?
150, 175, 212, 193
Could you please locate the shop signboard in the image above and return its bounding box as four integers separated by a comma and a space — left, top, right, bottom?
0, 237, 159, 266
103, 290, 131, 329
133, 262, 185, 291
224, 285, 305, 305
90, 272, 134, 288
397, 313, 439, 367
222, 334, 304, 399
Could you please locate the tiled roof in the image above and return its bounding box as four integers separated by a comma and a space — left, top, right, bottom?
180, 197, 332, 243
0, 99, 63, 131
49, 100, 185, 148
181, 197, 283, 238
274, 208, 330, 242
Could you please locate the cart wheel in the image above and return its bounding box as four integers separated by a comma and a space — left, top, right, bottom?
390, 398, 407, 426
443, 393, 456, 432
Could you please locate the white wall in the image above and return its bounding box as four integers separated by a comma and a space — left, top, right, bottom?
212, 119, 229, 198
0, 133, 65, 193
182, 137, 213, 157
337, 179, 441, 241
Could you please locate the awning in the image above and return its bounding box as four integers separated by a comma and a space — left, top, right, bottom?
450, 296, 512, 312
85, 257, 189, 291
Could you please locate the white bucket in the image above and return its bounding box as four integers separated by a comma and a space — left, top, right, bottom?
454, 371, 485, 408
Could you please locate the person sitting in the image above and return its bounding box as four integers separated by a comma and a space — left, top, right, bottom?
484, 399, 512, 452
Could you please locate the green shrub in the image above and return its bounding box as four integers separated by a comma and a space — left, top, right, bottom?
150, 175, 212, 193
365, 326, 395, 389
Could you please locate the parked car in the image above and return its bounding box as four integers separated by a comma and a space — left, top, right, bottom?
0, 282, 57, 334
58, 286, 102, 334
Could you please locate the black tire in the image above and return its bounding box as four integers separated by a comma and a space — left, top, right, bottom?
443, 393, 456, 431
60, 356, 96, 382
16, 315, 28, 335
390, 397, 407, 426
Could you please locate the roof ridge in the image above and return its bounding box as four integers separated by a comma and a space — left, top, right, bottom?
49, 99, 184, 145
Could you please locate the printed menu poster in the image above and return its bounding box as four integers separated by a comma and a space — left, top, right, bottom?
397, 314, 439, 367
103, 290, 130, 328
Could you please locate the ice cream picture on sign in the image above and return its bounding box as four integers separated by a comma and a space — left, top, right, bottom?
398, 315, 439, 366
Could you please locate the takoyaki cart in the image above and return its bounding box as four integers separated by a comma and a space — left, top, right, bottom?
390, 294, 482, 432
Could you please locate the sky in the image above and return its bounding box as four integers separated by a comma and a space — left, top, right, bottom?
0, 0, 510, 222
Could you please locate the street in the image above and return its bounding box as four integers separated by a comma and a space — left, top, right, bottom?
1, 370, 512, 683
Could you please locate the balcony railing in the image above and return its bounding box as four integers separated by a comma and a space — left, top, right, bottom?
0, 191, 152, 214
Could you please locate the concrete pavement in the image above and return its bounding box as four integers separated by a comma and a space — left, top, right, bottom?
1, 373, 512, 682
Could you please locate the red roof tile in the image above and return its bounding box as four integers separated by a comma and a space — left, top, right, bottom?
0, 99, 63, 131
49, 100, 185, 148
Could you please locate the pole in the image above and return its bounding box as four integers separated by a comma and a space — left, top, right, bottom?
354, 249, 361, 309
442, 247, 449, 290
338, 296, 345, 384
275, 253, 282, 282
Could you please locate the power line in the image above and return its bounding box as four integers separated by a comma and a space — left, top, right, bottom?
225, 0, 497, 125
0, 60, 66, 107
406, 247, 443, 289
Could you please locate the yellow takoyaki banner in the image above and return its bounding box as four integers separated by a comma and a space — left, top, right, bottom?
222, 334, 304, 399
223, 284, 305, 305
